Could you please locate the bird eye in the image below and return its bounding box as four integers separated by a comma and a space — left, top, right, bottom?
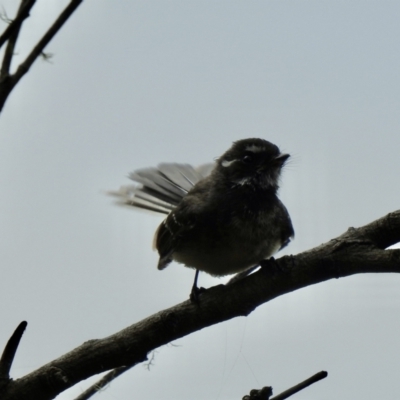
242, 154, 253, 164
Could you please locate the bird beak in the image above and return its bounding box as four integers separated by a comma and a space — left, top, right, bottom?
274, 153, 290, 166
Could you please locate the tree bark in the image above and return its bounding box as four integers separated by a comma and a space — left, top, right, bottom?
0, 210, 399, 399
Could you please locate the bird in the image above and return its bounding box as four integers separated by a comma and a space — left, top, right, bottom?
111, 138, 294, 301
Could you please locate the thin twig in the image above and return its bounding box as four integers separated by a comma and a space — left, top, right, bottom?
0, 0, 35, 50
0, 321, 28, 385
73, 365, 132, 400
270, 371, 328, 400
143, 350, 157, 371
0, 0, 31, 78
0, 0, 83, 112
14, 0, 83, 82
0, 6, 13, 23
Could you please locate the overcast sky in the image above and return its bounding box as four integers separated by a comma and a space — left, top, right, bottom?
1, 1, 400, 399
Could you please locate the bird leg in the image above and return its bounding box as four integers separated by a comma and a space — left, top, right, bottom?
189, 269, 206, 303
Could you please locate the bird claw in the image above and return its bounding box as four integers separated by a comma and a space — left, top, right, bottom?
259, 257, 285, 275
190, 286, 206, 303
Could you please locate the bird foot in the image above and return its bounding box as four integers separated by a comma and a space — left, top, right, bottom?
190, 286, 206, 303
259, 257, 285, 275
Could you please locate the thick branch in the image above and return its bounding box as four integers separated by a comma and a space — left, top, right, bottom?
1, 210, 400, 400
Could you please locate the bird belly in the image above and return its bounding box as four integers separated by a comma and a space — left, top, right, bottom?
172, 233, 281, 277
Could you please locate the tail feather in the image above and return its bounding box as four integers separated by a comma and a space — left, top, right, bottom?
108, 186, 173, 214
157, 163, 200, 192
129, 171, 184, 201
110, 162, 214, 215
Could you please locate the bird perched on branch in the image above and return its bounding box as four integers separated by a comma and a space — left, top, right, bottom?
111, 138, 294, 302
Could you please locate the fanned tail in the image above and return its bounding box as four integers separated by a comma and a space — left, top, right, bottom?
109, 162, 214, 214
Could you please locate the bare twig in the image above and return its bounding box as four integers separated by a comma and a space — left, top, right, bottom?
0, 0, 84, 112
0, 6, 13, 24
13, 0, 83, 82
242, 371, 328, 400
0, 0, 35, 50
73, 365, 132, 400
271, 371, 328, 400
0, 0, 32, 78
0, 321, 28, 388
40, 51, 54, 63
143, 350, 158, 371
73, 348, 160, 400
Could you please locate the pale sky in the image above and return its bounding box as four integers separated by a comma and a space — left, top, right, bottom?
1, 1, 400, 399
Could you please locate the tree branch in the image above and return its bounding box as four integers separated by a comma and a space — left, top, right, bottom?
14, 0, 83, 81
242, 371, 327, 400
0, 0, 84, 113
0, 321, 28, 390
1, 210, 399, 399
0, 0, 35, 79
0, 0, 35, 50
271, 371, 328, 400
73, 365, 132, 400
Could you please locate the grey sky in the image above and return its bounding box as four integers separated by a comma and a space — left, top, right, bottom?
0, 1, 400, 399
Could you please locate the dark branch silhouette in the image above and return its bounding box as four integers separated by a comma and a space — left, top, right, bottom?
0, 0, 35, 50
242, 371, 327, 400
77, 369, 327, 400
0, 321, 28, 391
271, 371, 328, 400
0, 210, 399, 399
0, 0, 84, 112
73, 365, 132, 400
0, 0, 34, 79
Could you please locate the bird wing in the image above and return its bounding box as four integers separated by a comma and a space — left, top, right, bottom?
153, 175, 213, 269
278, 203, 295, 251
154, 205, 198, 269
109, 162, 214, 214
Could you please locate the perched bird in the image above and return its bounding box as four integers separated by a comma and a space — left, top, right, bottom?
112, 138, 294, 301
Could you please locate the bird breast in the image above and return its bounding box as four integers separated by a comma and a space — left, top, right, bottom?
172, 213, 283, 276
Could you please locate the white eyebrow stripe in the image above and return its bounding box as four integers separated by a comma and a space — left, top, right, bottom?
221, 159, 237, 167
245, 144, 264, 152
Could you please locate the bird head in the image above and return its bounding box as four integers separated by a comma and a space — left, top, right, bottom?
215, 138, 289, 191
